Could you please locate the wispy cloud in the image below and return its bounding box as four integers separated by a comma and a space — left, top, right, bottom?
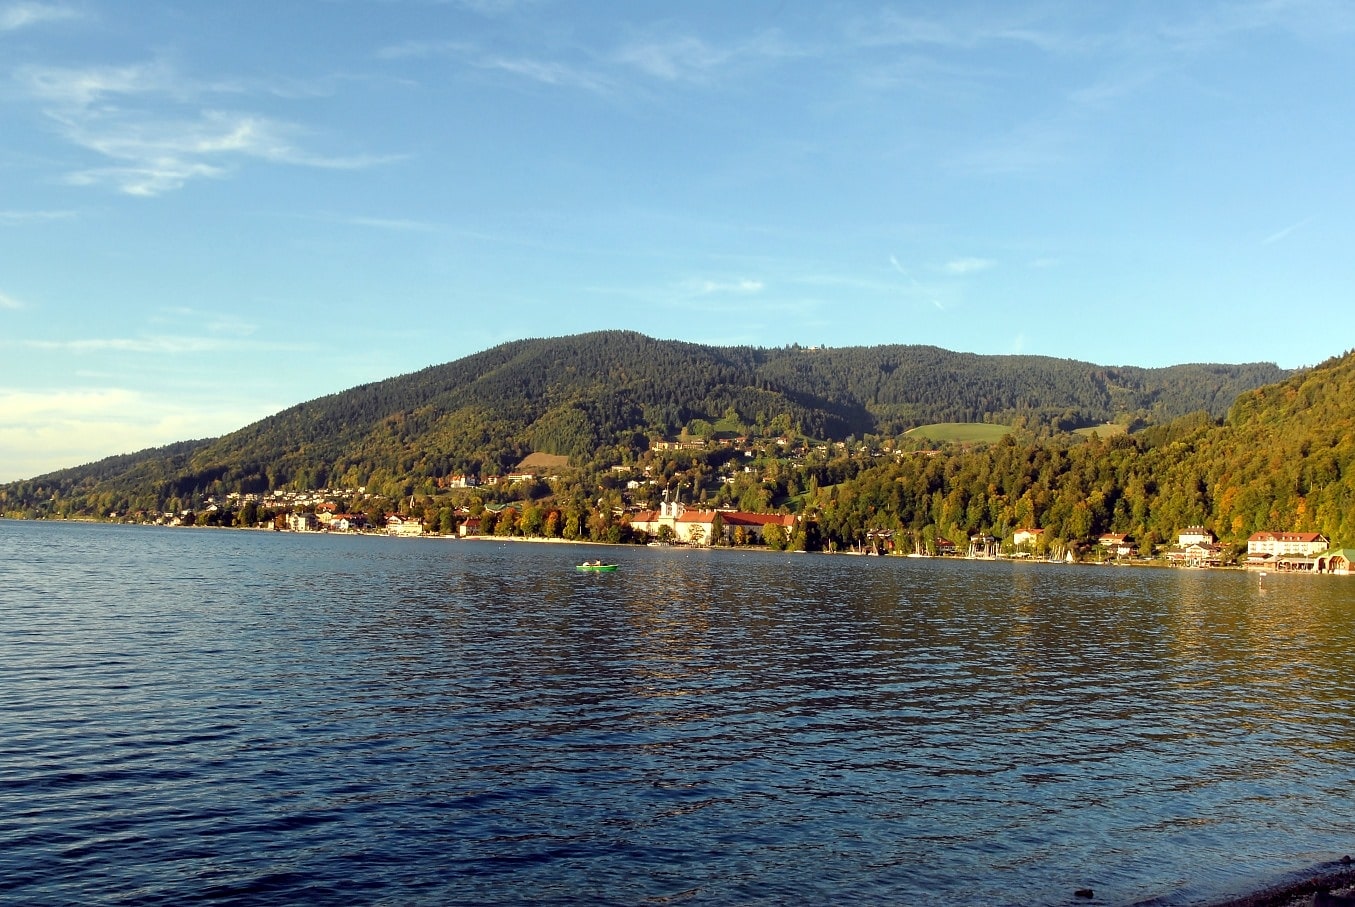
1163, 0, 1355, 51
890, 255, 948, 310
686, 277, 764, 295
153, 306, 259, 338
0, 1, 78, 31
18, 60, 172, 106
1262, 217, 1310, 245
481, 54, 613, 92
944, 257, 996, 275
17, 61, 395, 196
378, 38, 615, 94
376, 39, 467, 61
20, 334, 306, 354
852, 9, 1097, 55
614, 35, 732, 82
0, 209, 76, 224
331, 214, 440, 232
0, 290, 23, 310
613, 30, 804, 83
382, 29, 803, 94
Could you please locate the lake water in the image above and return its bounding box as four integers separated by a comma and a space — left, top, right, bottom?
2, 521, 1353, 906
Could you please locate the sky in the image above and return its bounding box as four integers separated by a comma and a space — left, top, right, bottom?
3, 0, 1354, 482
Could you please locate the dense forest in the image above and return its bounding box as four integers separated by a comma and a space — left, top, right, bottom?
791, 348, 1355, 554
8, 334, 1350, 555
0, 332, 1286, 515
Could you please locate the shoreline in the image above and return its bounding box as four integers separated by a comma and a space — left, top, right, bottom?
1204, 861, 1355, 907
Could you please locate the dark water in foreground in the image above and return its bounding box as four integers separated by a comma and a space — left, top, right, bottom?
2, 521, 1354, 906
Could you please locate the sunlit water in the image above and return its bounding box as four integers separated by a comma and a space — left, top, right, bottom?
2, 521, 1353, 906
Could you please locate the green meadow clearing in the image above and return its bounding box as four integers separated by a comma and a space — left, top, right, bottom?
904, 423, 1013, 443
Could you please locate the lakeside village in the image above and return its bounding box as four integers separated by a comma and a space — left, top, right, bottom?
128, 444, 1354, 575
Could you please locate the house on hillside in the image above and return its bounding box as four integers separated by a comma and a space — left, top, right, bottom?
1178, 526, 1215, 547
1013, 528, 1044, 550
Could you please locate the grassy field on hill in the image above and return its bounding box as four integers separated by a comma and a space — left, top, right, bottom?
1072, 423, 1130, 438
904, 423, 1012, 443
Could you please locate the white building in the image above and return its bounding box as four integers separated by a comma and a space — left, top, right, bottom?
1247, 531, 1328, 557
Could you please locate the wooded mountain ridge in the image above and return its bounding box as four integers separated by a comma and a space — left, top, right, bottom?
7, 330, 1279, 501
3, 332, 1288, 510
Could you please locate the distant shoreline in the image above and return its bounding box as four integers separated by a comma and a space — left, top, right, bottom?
4, 518, 1346, 576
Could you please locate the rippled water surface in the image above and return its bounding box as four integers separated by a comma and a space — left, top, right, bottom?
3, 521, 1354, 906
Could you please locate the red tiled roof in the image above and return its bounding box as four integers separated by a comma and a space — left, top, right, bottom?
675, 509, 794, 527
1249, 531, 1325, 542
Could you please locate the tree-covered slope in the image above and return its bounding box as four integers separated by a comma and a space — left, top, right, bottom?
1163, 348, 1355, 543
1, 331, 1291, 515
806, 348, 1355, 549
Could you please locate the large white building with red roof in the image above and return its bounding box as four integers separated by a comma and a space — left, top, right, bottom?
1246, 531, 1329, 558
629, 500, 795, 546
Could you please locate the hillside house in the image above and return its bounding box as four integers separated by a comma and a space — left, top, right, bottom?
1013, 528, 1044, 549
1178, 526, 1215, 547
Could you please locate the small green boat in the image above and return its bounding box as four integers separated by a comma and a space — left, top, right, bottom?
576, 561, 618, 572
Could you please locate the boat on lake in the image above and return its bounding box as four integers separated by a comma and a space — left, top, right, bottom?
576, 561, 618, 572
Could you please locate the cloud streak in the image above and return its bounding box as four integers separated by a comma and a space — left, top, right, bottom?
0, 1, 77, 31
0, 209, 76, 224
686, 277, 764, 295
19, 334, 308, 354
381, 27, 806, 96
612, 28, 808, 85
378, 39, 617, 94
17, 61, 395, 196
1262, 217, 1310, 245
944, 257, 996, 275
0, 290, 23, 309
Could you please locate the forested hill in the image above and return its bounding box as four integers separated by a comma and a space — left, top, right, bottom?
4, 332, 1287, 507
1159, 346, 1355, 543
812, 347, 1355, 548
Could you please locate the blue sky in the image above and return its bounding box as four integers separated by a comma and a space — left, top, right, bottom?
3, 1, 1353, 481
